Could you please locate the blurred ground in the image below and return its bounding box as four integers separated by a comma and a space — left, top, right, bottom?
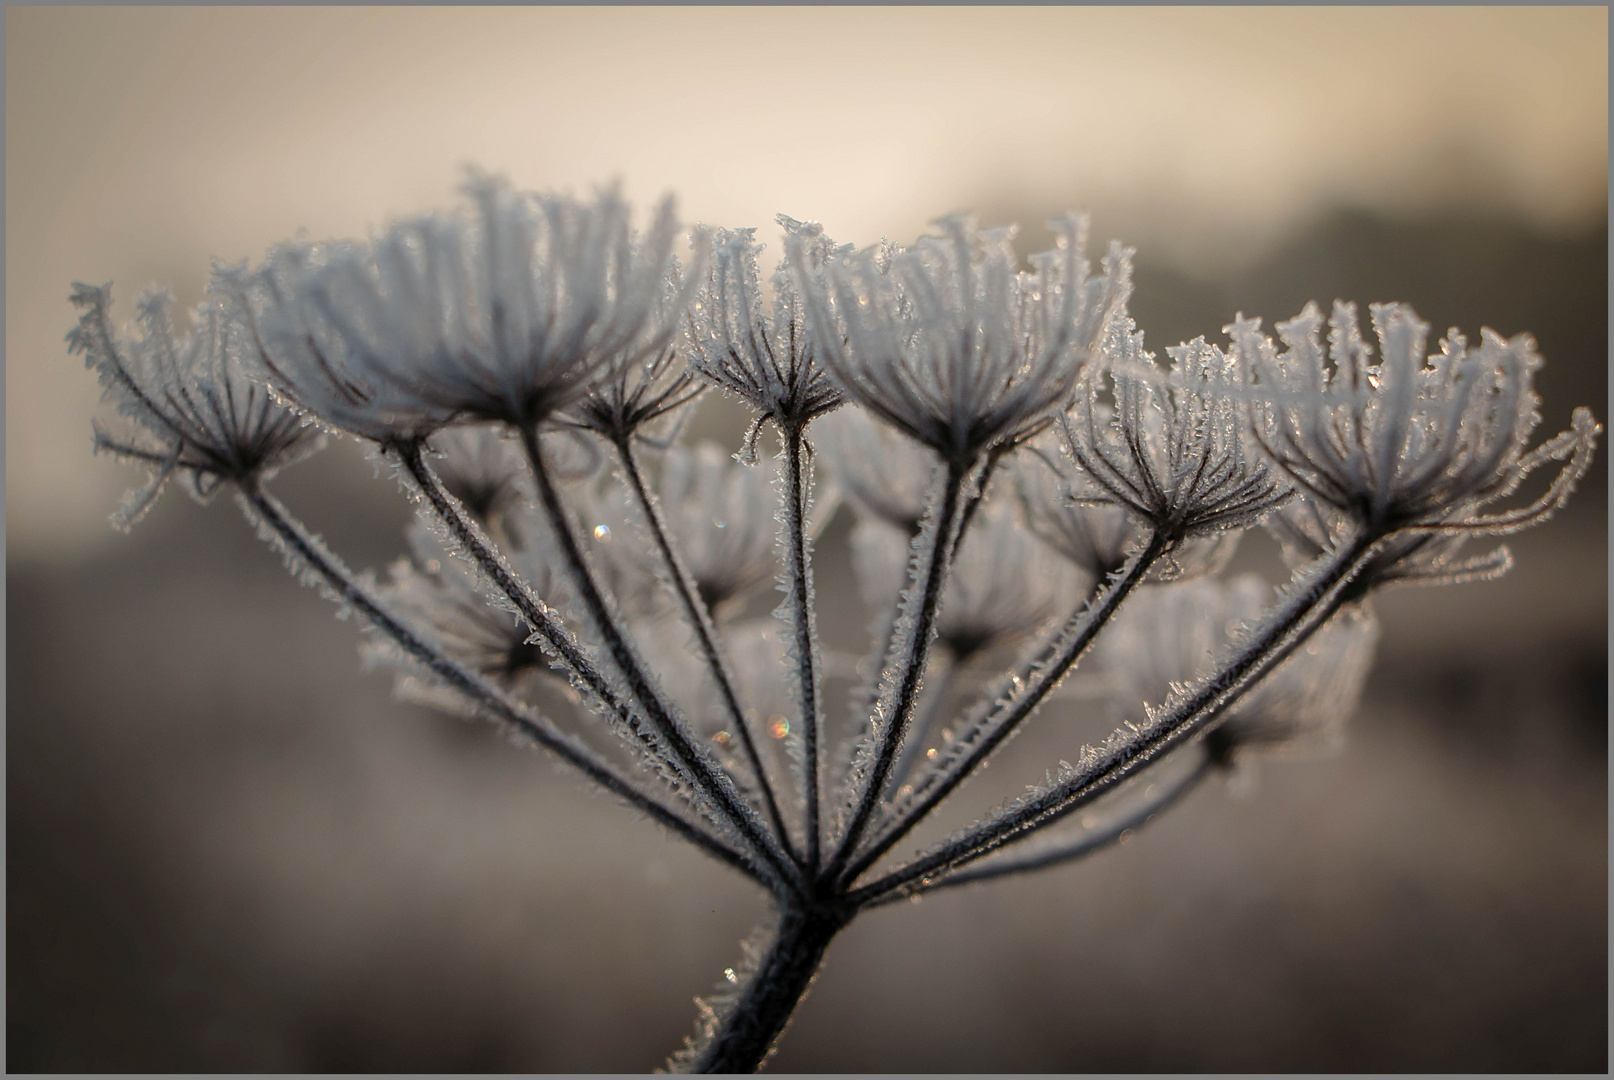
7, 208, 1608, 1071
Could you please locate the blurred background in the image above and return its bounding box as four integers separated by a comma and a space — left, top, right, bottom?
7, 7, 1606, 1071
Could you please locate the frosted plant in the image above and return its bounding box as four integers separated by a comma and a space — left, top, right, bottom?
72, 175, 1600, 1073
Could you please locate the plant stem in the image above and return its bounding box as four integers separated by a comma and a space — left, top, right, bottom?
236, 482, 763, 884
613, 433, 800, 869
887, 648, 959, 794
396, 442, 645, 747
520, 425, 804, 895
781, 422, 825, 874
827, 458, 968, 879
947, 440, 1008, 562
843, 529, 1167, 885
692, 906, 850, 1074
878, 743, 1216, 903
851, 528, 1380, 905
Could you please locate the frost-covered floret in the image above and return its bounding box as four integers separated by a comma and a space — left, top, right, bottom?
68, 280, 322, 528
421, 425, 534, 531
566, 273, 704, 442
595, 442, 836, 617
1063, 320, 1291, 546
1098, 574, 1380, 761
1245, 302, 1599, 537
241, 242, 459, 442
686, 217, 848, 452
798, 214, 1131, 467
851, 498, 1077, 664
1014, 437, 1237, 584
254, 175, 693, 440
370, 520, 567, 705
814, 406, 937, 536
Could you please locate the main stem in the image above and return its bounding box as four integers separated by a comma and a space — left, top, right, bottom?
693, 907, 850, 1074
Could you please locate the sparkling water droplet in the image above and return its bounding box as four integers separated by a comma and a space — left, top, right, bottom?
723, 967, 737, 983
712, 730, 732, 747
769, 715, 790, 739
593, 524, 612, 541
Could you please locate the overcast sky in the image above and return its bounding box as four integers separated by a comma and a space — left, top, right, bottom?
7, 6, 1607, 558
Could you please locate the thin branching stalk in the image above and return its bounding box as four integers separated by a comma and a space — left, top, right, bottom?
887, 647, 959, 794
780, 422, 826, 874
877, 742, 1218, 904
845, 528, 1169, 885
394, 440, 664, 759
519, 423, 805, 896
612, 432, 801, 869
947, 440, 1011, 562
850, 528, 1380, 905
237, 481, 765, 884
828, 458, 969, 879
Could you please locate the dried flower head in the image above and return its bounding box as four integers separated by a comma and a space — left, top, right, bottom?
1063, 320, 1291, 546
1245, 301, 1599, 537
813, 406, 937, 536
799, 214, 1131, 467
851, 497, 1077, 664
68, 280, 322, 529
421, 425, 534, 531
591, 442, 836, 617
686, 217, 848, 455
1014, 437, 1238, 584
1265, 493, 1515, 593
369, 520, 566, 705
254, 174, 693, 440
